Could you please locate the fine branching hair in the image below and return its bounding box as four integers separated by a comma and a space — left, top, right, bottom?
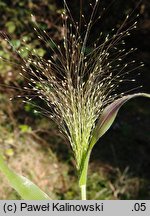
0, 0, 144, 169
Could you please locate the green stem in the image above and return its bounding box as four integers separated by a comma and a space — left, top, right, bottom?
80, 184, 86, 200
79, 150, 91, 200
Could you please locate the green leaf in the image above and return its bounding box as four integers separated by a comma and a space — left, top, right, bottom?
5, 148, 14, 157
10, 39, 21, 49
5, 21, 16, 33
19, 124, 31, 133
90, 93, 150, 149
0, 50, 4, 56
19, 46, 29, 58
0, 152, 51, 200
79, 150, 91, 187
22, 35, 31, 42
35, 48, 46, 57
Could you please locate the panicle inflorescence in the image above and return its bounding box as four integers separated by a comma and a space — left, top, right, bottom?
0, 0, 143, 169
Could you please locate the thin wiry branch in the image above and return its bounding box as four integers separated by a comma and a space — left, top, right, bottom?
0, 0, 143, 169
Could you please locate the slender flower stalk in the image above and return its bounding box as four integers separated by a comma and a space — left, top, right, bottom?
0, 0, 150, 199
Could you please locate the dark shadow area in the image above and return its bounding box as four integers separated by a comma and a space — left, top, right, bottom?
91, 99, 150, 198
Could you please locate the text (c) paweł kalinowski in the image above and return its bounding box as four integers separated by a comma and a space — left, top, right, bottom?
20, 202, 104, 212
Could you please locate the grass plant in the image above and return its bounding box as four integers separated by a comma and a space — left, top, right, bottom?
0, 0, 150, 199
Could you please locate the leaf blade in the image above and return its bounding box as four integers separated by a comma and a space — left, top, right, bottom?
90, 93, 150, 149
0, 152, 51, 200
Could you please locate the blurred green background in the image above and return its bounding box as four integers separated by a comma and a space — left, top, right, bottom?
0, 0, 150, 199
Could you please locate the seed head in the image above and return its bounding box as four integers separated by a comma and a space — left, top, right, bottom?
1, 1, 143, 170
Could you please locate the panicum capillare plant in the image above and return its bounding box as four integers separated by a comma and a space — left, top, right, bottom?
0, 0, 150, 200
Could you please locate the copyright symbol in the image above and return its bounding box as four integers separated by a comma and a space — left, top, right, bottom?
3, 203, 16, 213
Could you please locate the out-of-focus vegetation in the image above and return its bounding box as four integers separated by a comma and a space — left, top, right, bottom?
0, 0, 150, 199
